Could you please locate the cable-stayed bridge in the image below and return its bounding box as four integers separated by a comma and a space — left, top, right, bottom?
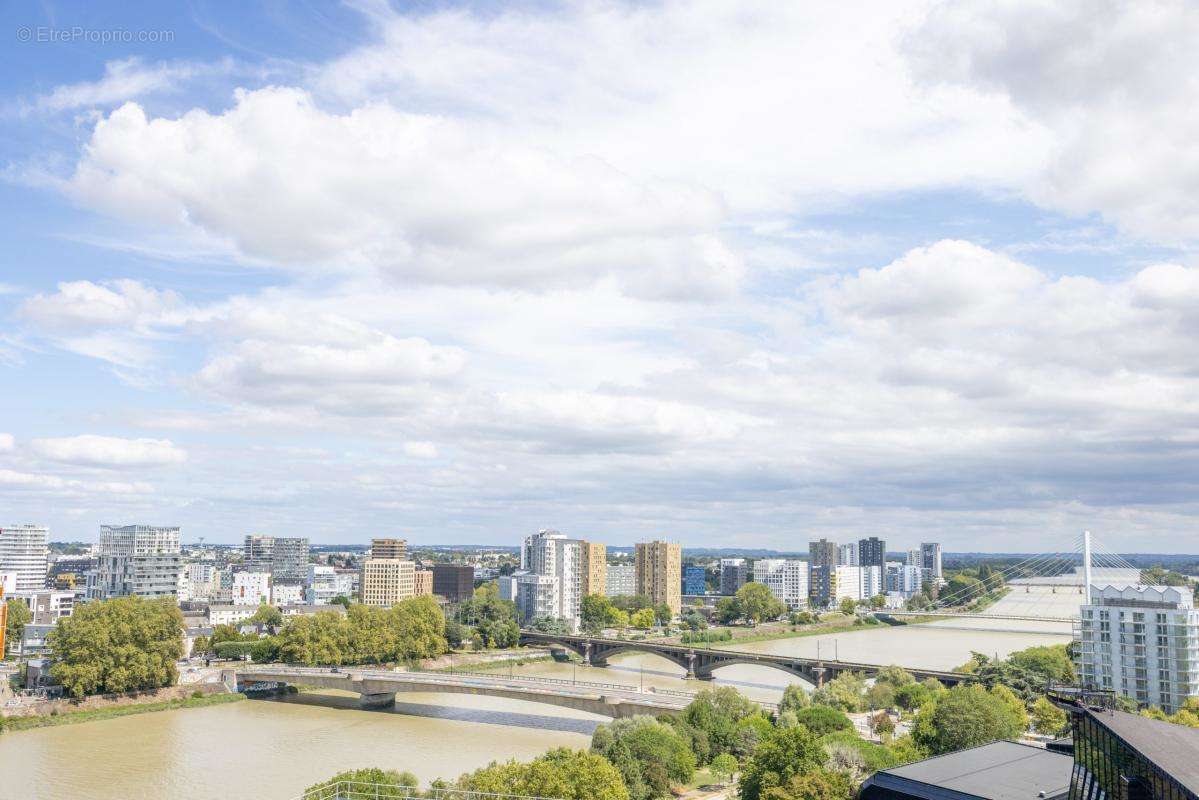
904, 530, 1141, 624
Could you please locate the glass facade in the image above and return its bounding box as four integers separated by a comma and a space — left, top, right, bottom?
1069, 711, 1196, 800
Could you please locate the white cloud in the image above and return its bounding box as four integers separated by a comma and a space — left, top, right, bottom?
30, 57, 233, 113
403, 441, 439, 459
909, 0, 1199, 240
30, 435, 187, 468
66, 89, 738, 299
0, 433, 13, 452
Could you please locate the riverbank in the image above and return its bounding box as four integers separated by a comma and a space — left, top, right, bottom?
673, 613, 935, 648
1, 691, 245, 733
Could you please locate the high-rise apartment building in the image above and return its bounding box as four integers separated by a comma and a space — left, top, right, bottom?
838, 543, 859, 566
635, 540, 682, 615
808, 538, 840, 607
719, 558, 747, 595
371, 538, 408, 560
1077, 584, 1199, 713
683, 565, 706, 595
832, 565, 864, 603
0, 524, 49, 592
360, 558, 415, 606
431, 563, 474, 604
515, 573, 559, 623
580, 541, 607, 598
521, 530, 583, 626
243, 535, 309, 580
606, 563, 635, 597
858, 537, 886, 569
920, 542, 943, 583
88, 525, 182, 600
753, 559, 809, 609
905, 549, 921, 567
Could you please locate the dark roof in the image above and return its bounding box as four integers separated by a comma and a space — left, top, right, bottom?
864, 741, 1072, 800
1090, 709, 1199, 796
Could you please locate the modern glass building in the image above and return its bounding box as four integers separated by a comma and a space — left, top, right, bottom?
1065, 703, 1199, 800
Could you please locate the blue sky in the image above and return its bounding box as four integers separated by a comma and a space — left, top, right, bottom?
2, 1, 1198, 550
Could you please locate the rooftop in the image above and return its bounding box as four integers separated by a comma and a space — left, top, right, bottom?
1090, 709, 1199, 796
863, 740, 1072, 800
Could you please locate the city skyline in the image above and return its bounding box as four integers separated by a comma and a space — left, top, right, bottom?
4, 3, 1199, 551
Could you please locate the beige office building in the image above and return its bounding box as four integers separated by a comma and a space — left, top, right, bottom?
414, 569, 433, 596
635, 540, 682, 615
360, 558, 415, 606
371, 538, 407, 560
580, 541, 607, 598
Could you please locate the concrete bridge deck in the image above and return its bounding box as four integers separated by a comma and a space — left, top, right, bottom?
518, 631, 973, 686
230, 665, 721, 718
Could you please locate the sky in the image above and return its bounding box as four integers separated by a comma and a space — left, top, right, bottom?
1, 1, 1198, 551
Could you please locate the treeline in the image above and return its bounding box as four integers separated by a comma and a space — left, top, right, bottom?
225, 596, 447, 666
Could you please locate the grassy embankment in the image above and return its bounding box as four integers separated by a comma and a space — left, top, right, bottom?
0, 692, 245, 733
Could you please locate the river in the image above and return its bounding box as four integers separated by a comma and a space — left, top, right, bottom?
0, 620, 1071, 800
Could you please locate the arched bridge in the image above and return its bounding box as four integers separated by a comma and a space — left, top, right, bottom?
518, 631, 972, 687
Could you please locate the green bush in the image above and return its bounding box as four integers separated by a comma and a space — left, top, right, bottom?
793, 705, 854, 736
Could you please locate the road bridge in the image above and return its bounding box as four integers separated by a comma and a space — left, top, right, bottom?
518, 632, 972, 686
228, 666, 707, 718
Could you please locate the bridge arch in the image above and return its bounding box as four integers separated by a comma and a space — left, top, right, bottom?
692, 656, 820, 684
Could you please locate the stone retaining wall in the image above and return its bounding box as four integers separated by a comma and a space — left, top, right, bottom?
1, 680, 229, 719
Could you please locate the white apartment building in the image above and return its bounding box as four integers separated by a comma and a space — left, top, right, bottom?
88, 525, 182, 600
0, 524, 49, 592
185, 562, 218, 600
14, 589, 75, 624
886, 563, 924, 596
271, 582, 304, 606
520, 530, 583, 627
606, 563, 635, 597
497, 573, 520, 602
833, 565, 863, 603
515, 573, 559, 623
208, 604, 257, 626
1, 571, 18, 595
306, 565, 354, 605
838, 543, 859, 566
232, 572, 271, 605
860, 565, 883, 600
753, 559, 809, 610
1077, 584, 1199, 714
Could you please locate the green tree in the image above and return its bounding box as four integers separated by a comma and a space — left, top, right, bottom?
736, 583, 785, 625
653, 603, 673, 626
444, 619, 465, 649
5, 597, 32, 647
710, 753, 739, 784
893, 682, 934, 712
716, 596, 743, 625
49, 596, 184, 697
1030, 696, 1067, 735
582, 594, 620, 633
591, 716, 696, 800
330, 595, 352, 608
989, 685, 1030, 732
792, 705, 854, 736
761, 768, 853, 800
460, 748, 629, 800
738, 725, 825, 800
190, 634, 210, 655
248, 604, 283, 629
458, 592, 520, 648
874, 666, 916, 687
838, 598, 857, 617
631, 608, 656, 629
303, 768, 417, 799
779, 684, 811, 714
865, 682, 895, 710
912, 684, 1025, 755
1007, 644, 1076, 684
209, 623, 246, 646
811, 673, 866, 712
675, 686, 762, 764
